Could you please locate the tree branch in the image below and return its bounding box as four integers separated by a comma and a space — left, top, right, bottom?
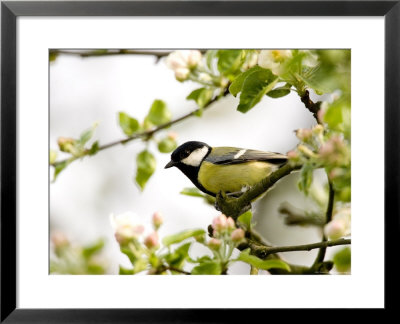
51, 49, 207, 63
312, 181, 335, 267
51, 49, 174, 60
240, 238, 350, 259
51, 90, 228, 168
300, 89, 322, 122
279, 201, 325, 226
216, 163, 301, 218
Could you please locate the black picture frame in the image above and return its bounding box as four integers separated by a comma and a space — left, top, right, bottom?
1, 0, 398, 321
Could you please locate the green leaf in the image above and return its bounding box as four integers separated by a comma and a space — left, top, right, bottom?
164, 242, 192, 268
79, 123, 98, 146
237, 249, 291, 272
53, 160, 69, 181
229, 66, 263, 97
88, 141, 99, 156
86, 263, 106, 275
49, 149, 57, 165
146, 100, 172, 126
267, 84, 292, 98
186, 88, 214, 109
180, 187, 216, 205
323, 99, 351, 136
298, 164, 314, 195
118, 112, 140, 136
162, 228, 206, 246
191, 261, 222, 275
333, 247, 351, 273
217, 50, 245, 77
237, 210, 253, 230
82, 239, 104, 259
237, 69, 278, 113
157, 136, 177, 153
180, 187, 206, 198
135, 150, 156, 190
119, 266, 135, 275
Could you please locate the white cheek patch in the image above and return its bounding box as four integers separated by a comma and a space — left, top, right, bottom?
182, 146, 209, 167
234, 149, 246, 159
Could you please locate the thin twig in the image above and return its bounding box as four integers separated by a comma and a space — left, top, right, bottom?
300, 89, 322, 122
51, 90, 228, 168
242, 238, 350, 260
313, 181, 335, 266
52, 49, 174, 59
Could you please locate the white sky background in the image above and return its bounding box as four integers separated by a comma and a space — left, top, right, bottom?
49, 51, 331, 274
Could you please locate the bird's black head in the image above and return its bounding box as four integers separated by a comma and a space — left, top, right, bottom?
164, 141, 211, 169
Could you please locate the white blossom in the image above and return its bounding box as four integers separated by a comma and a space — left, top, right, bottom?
258, 50, 292, 75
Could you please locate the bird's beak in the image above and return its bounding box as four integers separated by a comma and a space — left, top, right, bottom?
164, 160, 177, 169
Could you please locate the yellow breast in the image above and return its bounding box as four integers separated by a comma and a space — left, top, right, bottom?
198, 161, 277, 195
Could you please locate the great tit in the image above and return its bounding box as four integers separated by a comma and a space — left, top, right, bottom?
165, 141, 288, 197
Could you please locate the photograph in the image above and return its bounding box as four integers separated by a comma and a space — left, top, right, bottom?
49, 49, 351, 276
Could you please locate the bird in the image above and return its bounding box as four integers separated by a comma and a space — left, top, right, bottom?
165, 141, 288, 197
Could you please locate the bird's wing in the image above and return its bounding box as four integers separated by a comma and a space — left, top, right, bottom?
206, 147, 287, 165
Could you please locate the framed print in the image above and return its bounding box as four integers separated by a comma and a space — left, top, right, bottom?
1, 0, 399, 321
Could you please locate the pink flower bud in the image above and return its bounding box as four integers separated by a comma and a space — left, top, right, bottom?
144, 232, 159, 249
324, 219, 346, 240
296, 128, 313, 141
226, 217, 236, 230
287, 150, 299, 160
212, 214, 228, 232
51, 231, 69, 248
152, 211, 163, 230
57, 137, 76, 153
208, 238, 222, 250
231, 228, 245, 242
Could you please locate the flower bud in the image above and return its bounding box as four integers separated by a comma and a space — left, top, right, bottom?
174, 67, 190, 81
324, 219, 347, 240
226, 217, 236, 230
212, 214, 228, 232
329, 167, 345, 180
187, 50, 202, 68
208, 238, 222, 250
297, 144, 316, 158
231, 228, 245, 242
312, 124, 324, 136
198, 73, 212, 83
324, 206, 351, 239
51, 231, 69, 249
57, 137, 76, 153
165, 51, 187, 70
152, 211, 163, 230
110, 212, 144, 245
287, 150, 299, 160
144, 232, 159, 249
296, 128, 313, 141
